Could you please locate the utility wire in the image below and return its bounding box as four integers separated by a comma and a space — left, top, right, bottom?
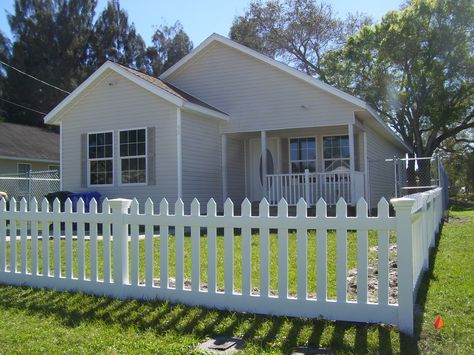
0, 60, 70, 94
0, 97, 46, 115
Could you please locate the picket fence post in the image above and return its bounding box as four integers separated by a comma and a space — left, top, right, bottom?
109, 198, 132, 292
391, 197, 416, 335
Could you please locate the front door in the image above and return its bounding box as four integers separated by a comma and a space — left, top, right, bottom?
249, 138, 279, 201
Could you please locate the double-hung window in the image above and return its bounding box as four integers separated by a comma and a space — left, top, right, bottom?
323, 135, 350, 171
88, 132, 113, 185
120, 128, 146, 184
290, 137, 316, 173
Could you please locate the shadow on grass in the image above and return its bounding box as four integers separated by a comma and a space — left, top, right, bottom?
0, 223, 447, 353
0, 284, 411, 354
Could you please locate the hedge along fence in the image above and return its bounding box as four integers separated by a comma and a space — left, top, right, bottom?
0, 187, 444, 336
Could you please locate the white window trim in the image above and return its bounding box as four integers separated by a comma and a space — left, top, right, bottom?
118, 127, 148, 186
288, 136, 317, 174
322, 134, 351, 172
17, 162, 32, 173
87, 130, 114, 187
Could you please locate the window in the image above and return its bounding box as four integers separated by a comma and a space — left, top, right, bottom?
18, 163, 31, 192
120, 128, 146, 184
323, 135, 350, 171
290, 137, 316, 173
88, 132, 113, 185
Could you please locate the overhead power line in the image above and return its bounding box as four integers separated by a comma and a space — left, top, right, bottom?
0, 60, 71, 94
0, 97, 47, 115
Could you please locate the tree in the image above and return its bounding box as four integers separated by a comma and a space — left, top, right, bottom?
92, 0, 147, 70
145, 21, 193, 76
438, 133, 474, 195
229, 0, 371, 81
5, 0, 96, 126
0, 31, 11, 120
323, 0, 473, 167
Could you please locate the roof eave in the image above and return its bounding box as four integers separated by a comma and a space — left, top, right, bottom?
44, 61, 227, 125
183, 102, 229, 121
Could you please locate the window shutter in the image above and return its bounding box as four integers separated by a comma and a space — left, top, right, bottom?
147, 127, 156, 185
81, 133, 87, 188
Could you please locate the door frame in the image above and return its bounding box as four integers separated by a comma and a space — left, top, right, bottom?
248, 137, 279, 201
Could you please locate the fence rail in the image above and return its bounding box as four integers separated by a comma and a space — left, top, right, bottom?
0, 187, 444, 335
266, 170, 365, 205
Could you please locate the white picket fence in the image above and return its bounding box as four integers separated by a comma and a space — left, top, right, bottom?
0, 187, 444, 335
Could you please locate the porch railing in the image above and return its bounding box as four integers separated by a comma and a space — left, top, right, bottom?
266, 170, 365, 205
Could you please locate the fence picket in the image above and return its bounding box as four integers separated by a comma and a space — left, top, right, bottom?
207, 199, 217, 294
378, 198, 390, 305
191, 199, 200, 292
278, 199, 288, 299
316, 198, 327, 301
296, 199, 307, 300
77, 199, 85, 281
336, 198, 347, 303
41, 198, 49, 277
102, 199, 111, 284
89, 199, 98, 282
53, 198, 61, 278
175, 199, 184, 290
20, 198, 28, 274
160, 199, 169, 289
30, 198, 39, 276
259, 199, 270, 298
241, 199, 252, 296
356, 199, 368, 304
145, 198, 154, 288
224, 199, 234, 295
9, 197, 17, 273
130, 199, 139, 287
65, 199, 73, 279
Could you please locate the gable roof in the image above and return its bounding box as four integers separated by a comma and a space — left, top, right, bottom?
160, 33, 410, 152
44, 61, 229, 125
0, 122, 59, 162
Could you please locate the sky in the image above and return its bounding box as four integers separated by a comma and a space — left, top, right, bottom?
0, 0, 404, 46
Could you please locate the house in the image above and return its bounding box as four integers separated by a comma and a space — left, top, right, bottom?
43, 34, 409, 210
0, 122, 59, 175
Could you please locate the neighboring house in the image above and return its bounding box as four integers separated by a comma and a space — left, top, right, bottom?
0, 122, 60, 175
44, 34, 409, 210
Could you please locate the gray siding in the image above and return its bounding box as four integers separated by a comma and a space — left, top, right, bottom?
61, 70, 178, 207
366, 125, 404, 208
166, 42, 359, 133
181, 111, 222, 208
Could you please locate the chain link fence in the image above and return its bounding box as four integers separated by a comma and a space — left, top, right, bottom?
368, 156, 448, 209
0, 169, 60, 202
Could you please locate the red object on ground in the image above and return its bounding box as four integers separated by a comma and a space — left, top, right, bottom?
434, 315, 444, 329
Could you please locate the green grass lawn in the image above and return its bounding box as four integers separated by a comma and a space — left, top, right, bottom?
0, 201, 472, 354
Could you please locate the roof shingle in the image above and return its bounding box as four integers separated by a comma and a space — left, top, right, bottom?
0, 122, 59, 161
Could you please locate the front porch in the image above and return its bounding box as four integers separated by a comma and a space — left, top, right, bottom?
222, 123, 368, 206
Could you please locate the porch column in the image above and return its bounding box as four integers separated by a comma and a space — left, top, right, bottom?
177, 107, 182, 199
348, 124, 355, 203
222, 134, 228, 204
261, 130, 267, 199
363, 131, 370, 209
